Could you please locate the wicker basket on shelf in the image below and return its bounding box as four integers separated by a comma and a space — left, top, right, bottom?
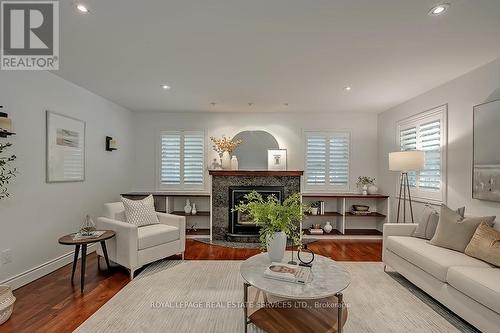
0, 285, 15, 325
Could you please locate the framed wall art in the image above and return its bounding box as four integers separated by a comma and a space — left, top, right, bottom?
46, 111, 86, 182
267, 149, 287, 171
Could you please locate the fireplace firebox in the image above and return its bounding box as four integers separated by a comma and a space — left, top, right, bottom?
228, 186, 284, 237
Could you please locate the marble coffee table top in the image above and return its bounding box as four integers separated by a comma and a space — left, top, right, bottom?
240, 251, 351, 299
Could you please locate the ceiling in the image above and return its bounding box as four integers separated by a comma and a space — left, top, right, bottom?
56, 0, 500, 113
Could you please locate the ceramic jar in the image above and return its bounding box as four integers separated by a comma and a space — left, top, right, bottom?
230, 156, 239, 170
191, 203, 197, 215
368, 184, 378, 195
184, 199, 192, 214
323, 221, 333, 233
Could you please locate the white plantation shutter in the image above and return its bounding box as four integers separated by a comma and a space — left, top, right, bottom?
419, 120, 441, 191
329, 135, 349, 186
160, 131, 205, 189
397, 105, 447, 202
305, 131, 350, 191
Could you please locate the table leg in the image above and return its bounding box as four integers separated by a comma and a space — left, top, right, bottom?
100, 241, 111, 272
336, 292, 344, 333
244, 282, 250, 333
80, 244, 87, 293
71, 244, 80, 284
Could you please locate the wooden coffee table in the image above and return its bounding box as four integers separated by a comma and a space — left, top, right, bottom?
240, 252, 350, 333
58, 230, 115, 292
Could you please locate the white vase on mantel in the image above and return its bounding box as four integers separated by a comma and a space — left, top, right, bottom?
267, 231, 287, 262
231, 156, 239, 170
221, 151, 231, 170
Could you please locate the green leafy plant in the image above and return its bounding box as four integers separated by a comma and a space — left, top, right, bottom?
310, 201, 321, 208
233, 191, 310, 250
356, 176, 375, 188
0, 142, 17, 199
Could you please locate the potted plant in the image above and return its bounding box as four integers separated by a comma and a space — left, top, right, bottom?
356, 176, 376, 195
233, 191, 309, 262
310, 201, 320, 215
0, 142, 17, 200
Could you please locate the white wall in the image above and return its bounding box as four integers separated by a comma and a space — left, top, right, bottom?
132, 112, 379, 192
0, 71, 134, 287
378, 57, 500, 221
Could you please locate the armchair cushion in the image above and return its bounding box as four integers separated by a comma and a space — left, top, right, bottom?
121, 195, 159, 227
138, 224, 180, 250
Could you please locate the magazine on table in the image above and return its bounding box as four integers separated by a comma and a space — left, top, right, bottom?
264, 262, 311, 284
72, 230, 106, 241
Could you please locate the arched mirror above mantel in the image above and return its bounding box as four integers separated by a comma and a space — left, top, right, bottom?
231, 130, 279, 170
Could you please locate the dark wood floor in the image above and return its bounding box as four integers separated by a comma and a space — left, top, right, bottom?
0, 239, 381, 333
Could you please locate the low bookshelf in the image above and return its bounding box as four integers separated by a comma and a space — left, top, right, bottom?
301, 193, 390, 239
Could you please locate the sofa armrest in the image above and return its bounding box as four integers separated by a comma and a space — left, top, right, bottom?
383, 223, 417, 248
157, 212, 186, 252
96, 217, 138, 268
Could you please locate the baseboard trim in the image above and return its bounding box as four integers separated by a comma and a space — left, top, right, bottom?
0, 244, 97, 290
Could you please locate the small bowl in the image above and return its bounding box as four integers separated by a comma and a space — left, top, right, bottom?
352, 205, 370, 211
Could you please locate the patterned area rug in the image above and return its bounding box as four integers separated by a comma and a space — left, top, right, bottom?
75, 261, 477, 333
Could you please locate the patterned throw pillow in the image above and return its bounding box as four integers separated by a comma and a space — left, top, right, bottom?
121, 195, 159, 227
465, 222, 500, 267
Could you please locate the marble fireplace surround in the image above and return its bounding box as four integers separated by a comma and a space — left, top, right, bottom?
209, 170, 303, 240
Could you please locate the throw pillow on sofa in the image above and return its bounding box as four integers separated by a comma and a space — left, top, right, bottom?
412, 205, 465, 240
430, 204, 495, 252
121, 195, 159, 227
465, 222, 500, 266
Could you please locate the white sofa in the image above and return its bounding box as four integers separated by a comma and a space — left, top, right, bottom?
383, 223, 500, 333
96, 202, 186, 279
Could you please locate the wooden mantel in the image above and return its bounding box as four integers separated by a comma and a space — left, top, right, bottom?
208, 170, 304, 176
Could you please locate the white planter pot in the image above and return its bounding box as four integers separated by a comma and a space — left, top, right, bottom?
267, 231, 287, 262
221, 151, 231, 170
362, 185, 368, 195
368, 185, 378, 195
310, 207, 319, 215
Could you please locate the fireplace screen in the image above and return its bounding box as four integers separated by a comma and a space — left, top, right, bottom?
228, 186, 284, 236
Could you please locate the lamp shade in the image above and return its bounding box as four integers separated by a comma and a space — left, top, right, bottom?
389, 151, 425, 171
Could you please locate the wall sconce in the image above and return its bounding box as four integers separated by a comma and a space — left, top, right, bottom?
0, 106, 15, 138
105, 136, 118, 151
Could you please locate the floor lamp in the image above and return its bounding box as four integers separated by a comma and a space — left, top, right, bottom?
389, 151, 425, 223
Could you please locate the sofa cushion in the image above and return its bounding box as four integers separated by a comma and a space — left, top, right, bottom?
138, 224, 180, 250
386, 236, 491, 282
447, 266, 500, 315
465, 222, 500, 267
122, 195, 159, 227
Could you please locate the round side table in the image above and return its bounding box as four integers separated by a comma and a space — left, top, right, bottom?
58, 230, 115, 293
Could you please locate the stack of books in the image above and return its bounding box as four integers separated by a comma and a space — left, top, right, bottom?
264, 263, 311, 284
309, 228, 324, 235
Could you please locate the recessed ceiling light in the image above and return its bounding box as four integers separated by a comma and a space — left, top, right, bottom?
161, 84, 171, 90
344, 86, 352, 91
76, 4, 89, 13
429, 3, 450, 16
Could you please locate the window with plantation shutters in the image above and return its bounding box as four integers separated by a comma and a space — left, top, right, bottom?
305, 131, 350, 191
159, 131, 205, 189
397, 105, 447, 203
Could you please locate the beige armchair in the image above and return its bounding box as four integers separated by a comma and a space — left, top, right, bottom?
96, 202, 186, 279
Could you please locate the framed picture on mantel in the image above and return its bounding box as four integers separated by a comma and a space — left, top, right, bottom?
268, 149, 287, 171
46, 111, 86, 182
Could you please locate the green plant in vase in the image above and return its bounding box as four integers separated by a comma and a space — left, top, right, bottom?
233, 191, 310, 262
356, 176, 375, 195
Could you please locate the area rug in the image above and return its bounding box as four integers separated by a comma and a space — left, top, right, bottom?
75, 261, 477, 333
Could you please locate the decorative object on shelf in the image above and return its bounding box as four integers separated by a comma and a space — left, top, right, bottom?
323, 221, 333, 233
367, 184, 378, 195
210, 158, 221, 170
309, 228, 323, 235
356, 176, 375, 195
319, 201, 325, 215
297, 245, 315, 267
233, 191, 308, 262
221, 151, 231, 169
352, 205, 369, 211
0, 141, 17, 200
0, 107, 14, 138
46, 111, 86, 182
389, 151, 425, 223
80, 215, 97, 236
230, 155, 239, 170
0, 285, 15, 325
105, 136, 117, 151
473, 98, 500, 202
210, 135, 242, 170
184, 199, 192, 214
310, 201, 320, 215
191, 203, 197, 215
267, 149, 287, 171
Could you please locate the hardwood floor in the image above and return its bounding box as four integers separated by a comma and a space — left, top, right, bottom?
0, 239, 381, 333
